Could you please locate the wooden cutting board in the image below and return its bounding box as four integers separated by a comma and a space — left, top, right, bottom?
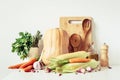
60, 17, 93, 52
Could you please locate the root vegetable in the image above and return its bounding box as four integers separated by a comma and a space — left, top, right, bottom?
33, 61, 45, 70
8, 62, 26, 69
22, 65, 33, 72
19, 58, 37, 69
69, 58, 91, 63
86, 66, 93, 72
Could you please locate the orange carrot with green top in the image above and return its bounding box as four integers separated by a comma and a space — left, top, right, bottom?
19, 58, 37, 69
69, 58, 91, 63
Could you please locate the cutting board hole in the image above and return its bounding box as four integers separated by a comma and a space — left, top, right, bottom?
69, 20, 82, 24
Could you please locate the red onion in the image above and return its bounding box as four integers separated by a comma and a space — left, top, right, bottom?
86, 67, 93, 72
76, 68, 86, 74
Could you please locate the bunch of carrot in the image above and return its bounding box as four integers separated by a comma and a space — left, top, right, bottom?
8, 58, 37, 72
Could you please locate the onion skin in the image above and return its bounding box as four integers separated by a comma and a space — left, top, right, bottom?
86, 67, 93, 72
76, 68, 86, 74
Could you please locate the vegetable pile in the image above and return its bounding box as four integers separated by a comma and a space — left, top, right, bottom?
47, 51, 99, 73
8, 51, 100, 74
8, 22, 111, 75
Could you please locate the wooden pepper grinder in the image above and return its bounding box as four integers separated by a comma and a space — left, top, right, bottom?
100, 43, 109, 67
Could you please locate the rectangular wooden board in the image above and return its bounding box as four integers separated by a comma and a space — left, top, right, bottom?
60, 17, 93, 52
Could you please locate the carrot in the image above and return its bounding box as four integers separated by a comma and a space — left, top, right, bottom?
8, 62, 26, 69
19, 58, 37, 69
69, 58, 91, 63
22, 65, 33, 72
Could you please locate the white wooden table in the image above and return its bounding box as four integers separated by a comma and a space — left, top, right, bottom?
2, 65, 120, 80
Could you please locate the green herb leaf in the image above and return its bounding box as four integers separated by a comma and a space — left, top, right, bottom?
11, 32, 32, 60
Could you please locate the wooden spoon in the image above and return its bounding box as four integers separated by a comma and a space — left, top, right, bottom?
69, 34, 82, 52
82, 19, 91, 41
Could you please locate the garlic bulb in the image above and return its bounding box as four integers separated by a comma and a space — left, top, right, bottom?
33, 61, 45, 70
33, 61, 40, 70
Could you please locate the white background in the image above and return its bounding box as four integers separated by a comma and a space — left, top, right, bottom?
0, 0, 120, 79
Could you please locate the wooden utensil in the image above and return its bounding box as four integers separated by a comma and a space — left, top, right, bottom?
69, 34, 82, 52
82, 19, 91, 42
